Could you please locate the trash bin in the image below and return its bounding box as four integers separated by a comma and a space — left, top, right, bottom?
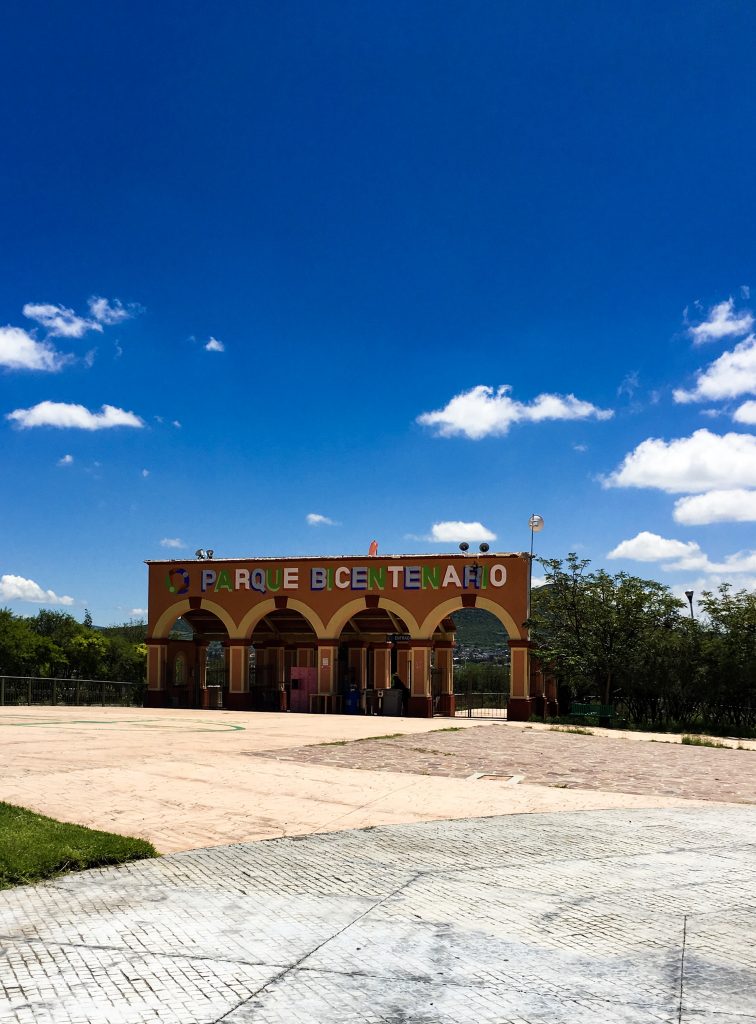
382, 689, 403, 716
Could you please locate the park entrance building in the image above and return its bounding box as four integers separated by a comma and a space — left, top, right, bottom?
145, 552, 537, 719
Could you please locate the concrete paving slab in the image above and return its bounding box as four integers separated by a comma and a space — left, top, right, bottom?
0, 708, 705, 852
1, 807, 755, 1023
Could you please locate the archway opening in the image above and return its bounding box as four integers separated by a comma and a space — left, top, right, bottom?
164, 610, 229, 709
336, 606, 412, 714
250, 607, 317, 711
426, 607, 511, 719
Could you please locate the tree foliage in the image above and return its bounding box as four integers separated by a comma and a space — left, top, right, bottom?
530, 555, 756, 733
0, 609, 146, 683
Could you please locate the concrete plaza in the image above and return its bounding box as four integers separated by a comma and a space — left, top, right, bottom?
0, 708, 705, 852
1, 807, 755, 1023
1, 708, 755, 1022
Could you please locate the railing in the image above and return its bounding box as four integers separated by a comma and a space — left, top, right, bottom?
0, 676, 141, 707
453, 690, 510, 718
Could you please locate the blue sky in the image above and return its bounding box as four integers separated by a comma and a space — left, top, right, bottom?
2, 0, 756, 623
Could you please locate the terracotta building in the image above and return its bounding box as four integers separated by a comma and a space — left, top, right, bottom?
145, 551, 539, 719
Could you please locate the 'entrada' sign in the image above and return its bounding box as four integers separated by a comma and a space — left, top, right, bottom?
166, 562, 509, 597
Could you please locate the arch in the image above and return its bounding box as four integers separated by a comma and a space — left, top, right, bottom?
195, 599, 238, 637
236, 598, 326, 641
150, 599, 238, 640
417, 597, 522, 641
151, 600, 191, 639
325, 597, 420, 640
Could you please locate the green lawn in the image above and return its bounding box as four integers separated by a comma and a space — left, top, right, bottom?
0, 801, 157, 890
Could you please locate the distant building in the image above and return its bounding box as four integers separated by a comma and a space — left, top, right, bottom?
145, 552, 537, 719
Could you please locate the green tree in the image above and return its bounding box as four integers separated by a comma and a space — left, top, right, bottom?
531, 554, 684, 707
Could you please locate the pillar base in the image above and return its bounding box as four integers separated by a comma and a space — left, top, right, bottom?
224, 691, 253, 711
408, 695, 433, 718
144, 690, 169, 708
506, 697, 535, 722
436, 694, 456, 717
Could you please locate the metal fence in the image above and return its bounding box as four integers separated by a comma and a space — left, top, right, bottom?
453, 690, 509, 718
0, 676, 140, 707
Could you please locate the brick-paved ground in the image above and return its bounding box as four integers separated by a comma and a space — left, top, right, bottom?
1, 806, 755, 1023
254, 724, 756, 803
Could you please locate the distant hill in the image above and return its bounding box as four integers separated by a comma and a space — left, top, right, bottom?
451, 608, 508, 650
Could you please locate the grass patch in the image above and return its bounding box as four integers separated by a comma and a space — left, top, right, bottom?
429, 726, 463, 733
0, 801, 156, 890
681, 735, 730, 748
550, 726, 593, 736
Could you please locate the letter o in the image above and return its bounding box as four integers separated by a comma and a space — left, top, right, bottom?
489, 564, 507, 587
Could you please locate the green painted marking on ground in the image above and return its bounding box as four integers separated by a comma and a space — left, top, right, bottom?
0, 718, 245, 732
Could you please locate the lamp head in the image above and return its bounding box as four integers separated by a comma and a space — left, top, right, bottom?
458, 542, 469, 552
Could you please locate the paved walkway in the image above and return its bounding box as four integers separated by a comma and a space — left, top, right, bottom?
263, 723, 756, 804
1, 806, 755, 1023
0, 709, 704, 853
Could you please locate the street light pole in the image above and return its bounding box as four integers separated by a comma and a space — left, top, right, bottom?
527, 514, 544, 625
685, 590, 695, 621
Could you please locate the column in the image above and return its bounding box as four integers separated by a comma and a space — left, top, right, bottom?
507, 639, 533, 721
145, 639, 168, 707
346, 642, 367, 713
395, 641, 433, 717
296, 645, 316, 669
316, 639, 339, 712
434, 640, 455, 717
193, 638, 208, 709
225, 639, 252, 711
270, 644, 287, 711
409, 642, 433, 718
372, 641, 392, 692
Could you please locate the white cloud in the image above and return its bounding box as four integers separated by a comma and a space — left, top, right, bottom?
430, 521, 497, 543
607, 530, 756, 575
141, 468, 150, 477
604, 429, 756, 493
742, 286, 751, 300
205, 337, 225, 353
674, 334, 756, 403
160, 537, 185, 549
733, 400, 756, 425
617, 371, 639, 399
687, 298, 754, 345
417, 385, 613, 439
172, 420, 181, 428
573, 443, 588, 452
22, 302, 101, 338
87, 296, 133, 325
57, 454, 74, 466
129, 608, 147, 618
306, 513, 337, 526
607, 532, 706, 570
674, 489, 756, 525
0, 574, 74, 605
0, 326, 69, 372
7, 401, 144, 430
